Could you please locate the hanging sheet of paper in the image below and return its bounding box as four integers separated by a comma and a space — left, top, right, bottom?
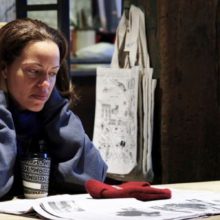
93, 66, 140, 174
93, 5, 157, 181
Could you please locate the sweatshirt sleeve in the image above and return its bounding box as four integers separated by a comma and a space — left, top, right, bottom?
0, 91, 17, 198
41, 88, 108, 185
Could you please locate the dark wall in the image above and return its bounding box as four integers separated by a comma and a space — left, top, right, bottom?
158, 0, 220, 183
71, 75, 96, 140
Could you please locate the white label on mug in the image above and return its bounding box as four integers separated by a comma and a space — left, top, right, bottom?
23, 180, 41, 189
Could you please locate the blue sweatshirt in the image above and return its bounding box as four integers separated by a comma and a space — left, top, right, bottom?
0, 89, 107, 198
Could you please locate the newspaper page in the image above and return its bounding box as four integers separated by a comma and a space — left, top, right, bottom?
1, 189, 220, 219
93, 66, 140, 175
34, 190, 220, 220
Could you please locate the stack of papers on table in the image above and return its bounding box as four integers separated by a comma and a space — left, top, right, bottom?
0, 189, 220, 219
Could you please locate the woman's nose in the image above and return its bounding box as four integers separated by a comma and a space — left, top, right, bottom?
38, 75, 50, 88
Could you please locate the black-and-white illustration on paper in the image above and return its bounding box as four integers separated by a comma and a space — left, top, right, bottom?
117, 208, 161, 217
93, 66, 140, 174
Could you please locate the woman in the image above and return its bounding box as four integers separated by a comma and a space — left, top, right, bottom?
0, 18, 107, 199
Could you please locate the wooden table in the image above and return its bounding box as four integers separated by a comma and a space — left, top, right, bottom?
1, 181, 220, 219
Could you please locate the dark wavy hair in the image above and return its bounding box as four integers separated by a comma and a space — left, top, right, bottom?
0, 18, 77, 104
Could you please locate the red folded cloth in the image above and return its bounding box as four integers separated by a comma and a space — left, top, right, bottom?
85, 179, 171, 201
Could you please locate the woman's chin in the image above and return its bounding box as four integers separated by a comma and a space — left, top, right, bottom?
26, 102, 45, 112
28, 106, 44, 112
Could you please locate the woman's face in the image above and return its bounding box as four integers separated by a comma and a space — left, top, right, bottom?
5, 40, 60, 112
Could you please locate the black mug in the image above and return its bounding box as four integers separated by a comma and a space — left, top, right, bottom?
20, 152, 51, 199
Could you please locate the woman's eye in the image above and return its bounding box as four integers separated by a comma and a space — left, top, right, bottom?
25, 69, 40, 77
49, 72, 57, 77
23, 67, 58, 80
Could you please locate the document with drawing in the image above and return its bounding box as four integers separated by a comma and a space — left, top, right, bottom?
93, 5, 157, 182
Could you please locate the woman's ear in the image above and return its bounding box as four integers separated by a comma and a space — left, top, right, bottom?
0, 63, 7, 79
2, 70, 7, 79
0, 68, 8, 91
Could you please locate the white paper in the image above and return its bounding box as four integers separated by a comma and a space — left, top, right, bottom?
93, 66, 140, 174
95, 5, 157, 180
31, 190, 220, 220
0, 198, 34, 214
142, 68, 157, 180
1, 189, 220, 220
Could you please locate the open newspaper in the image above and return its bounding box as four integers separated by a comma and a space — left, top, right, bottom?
1, 189, 220, 219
